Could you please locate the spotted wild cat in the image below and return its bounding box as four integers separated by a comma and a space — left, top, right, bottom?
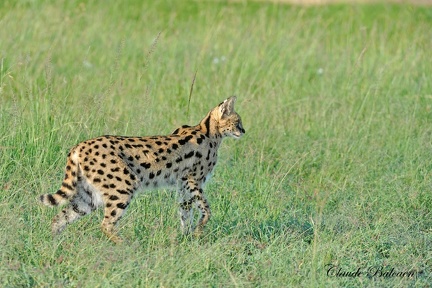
39, 96, 245, 243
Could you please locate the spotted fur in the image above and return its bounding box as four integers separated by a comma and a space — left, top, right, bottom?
39, 96, 245, 243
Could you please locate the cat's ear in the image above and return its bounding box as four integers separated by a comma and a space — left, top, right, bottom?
218, 96, 236, 117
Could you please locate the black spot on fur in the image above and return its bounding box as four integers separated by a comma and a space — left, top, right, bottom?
72, 204, 87, 216
47, 194, 57, 205
203, 115, 211, 137
184, 151, 194, 159
140, 162, 151, 169
117, 189, 130, 195
83, 189, 92, 197
117, 202, 128, 209
57, 190, 68, 198
62, 182, 74, 190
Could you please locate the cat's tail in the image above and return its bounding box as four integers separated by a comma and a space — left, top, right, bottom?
39, 148, 80, 207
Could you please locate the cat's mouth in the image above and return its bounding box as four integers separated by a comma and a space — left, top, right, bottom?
232, 130, 245, 139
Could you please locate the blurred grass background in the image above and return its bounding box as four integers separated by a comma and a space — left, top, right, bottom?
1, 0, 431, 286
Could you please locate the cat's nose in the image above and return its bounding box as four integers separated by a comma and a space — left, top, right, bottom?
237, 124, 245, 134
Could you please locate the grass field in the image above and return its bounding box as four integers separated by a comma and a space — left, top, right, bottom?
1, 0, 431, 287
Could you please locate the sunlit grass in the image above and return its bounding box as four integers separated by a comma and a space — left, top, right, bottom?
1, 0, 431, 286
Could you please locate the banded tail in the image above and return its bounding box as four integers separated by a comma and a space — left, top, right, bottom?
39, 149, 79, 207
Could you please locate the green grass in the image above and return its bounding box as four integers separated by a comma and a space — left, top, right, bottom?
1, 0, 431, 286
